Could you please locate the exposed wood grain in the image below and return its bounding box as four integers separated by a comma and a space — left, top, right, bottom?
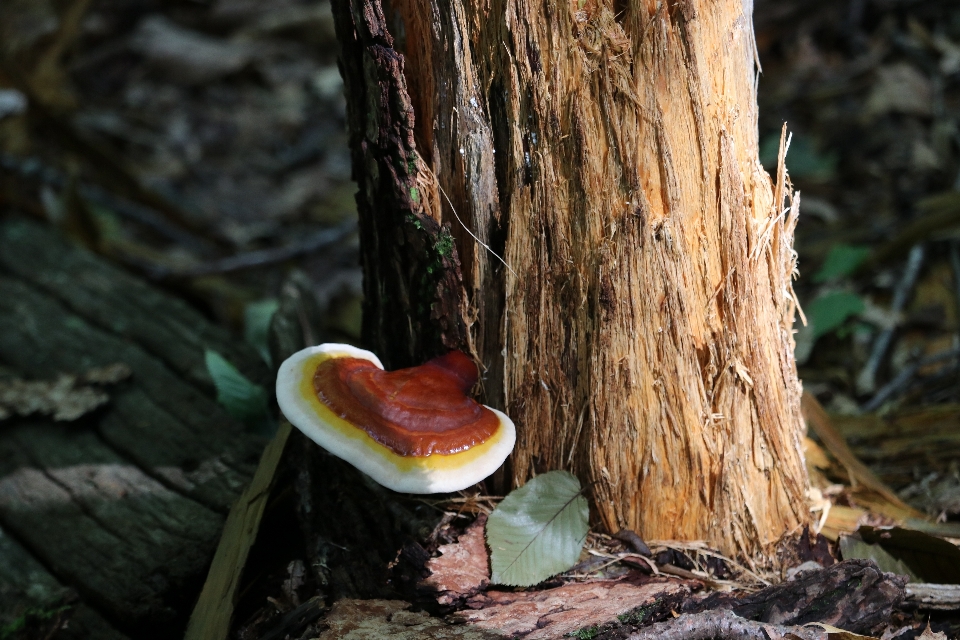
0, 525, 129, 640
905, 583, 960, 611
0, 220, 268, 637
0, 275, 262, 511
0, 219, 268, 390
454, 580, 693, 640
0, 423, 223, 636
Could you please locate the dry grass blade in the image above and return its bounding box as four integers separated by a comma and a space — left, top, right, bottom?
801, 392, 924, 518
184, 421, 292, 640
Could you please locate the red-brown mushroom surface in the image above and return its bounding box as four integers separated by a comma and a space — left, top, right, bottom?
276, 344, 516, 493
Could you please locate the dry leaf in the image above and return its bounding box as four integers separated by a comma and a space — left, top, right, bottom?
806, 622, 878, 639
0, 364, 130, 422
917, 622, 947, 640
864, 63, 933, 118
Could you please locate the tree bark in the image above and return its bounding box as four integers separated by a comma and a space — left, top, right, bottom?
331, 0, 809, 557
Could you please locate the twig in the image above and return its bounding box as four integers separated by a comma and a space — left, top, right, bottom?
657, 563, 722, 588
856, 244, 925, 394
156, 220, 357, 278
648, 540, 771, 587
860, 346, 960, 413
625, 609, 826, 640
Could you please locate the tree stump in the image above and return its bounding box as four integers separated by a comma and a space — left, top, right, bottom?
330, 0, 809, 557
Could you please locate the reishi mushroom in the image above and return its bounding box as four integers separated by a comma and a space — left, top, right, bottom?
276, 343, 515, 493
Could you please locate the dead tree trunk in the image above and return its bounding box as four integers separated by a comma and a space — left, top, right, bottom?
331, 0, 809, 557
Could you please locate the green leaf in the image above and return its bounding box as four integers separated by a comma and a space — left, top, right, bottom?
486, 470, 589, 587
858, 526, 960, 584
839, 536, 919, 581
204, 349, 273, 434
813, 245, 871, 283
244, 299, 279, 366
808, 291, 865, 340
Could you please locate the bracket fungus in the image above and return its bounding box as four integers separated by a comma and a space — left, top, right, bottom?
276, 344, 516, 493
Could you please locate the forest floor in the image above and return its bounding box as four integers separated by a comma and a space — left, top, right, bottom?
0, 0, 959, 638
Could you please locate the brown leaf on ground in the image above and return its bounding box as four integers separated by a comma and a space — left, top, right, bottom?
916, 622, 948, 640
864, 63, 933, 118
0, 364, 130, 421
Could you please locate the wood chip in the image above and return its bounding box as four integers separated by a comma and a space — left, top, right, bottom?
420, 515, 489, 605
452, 580, 692, 640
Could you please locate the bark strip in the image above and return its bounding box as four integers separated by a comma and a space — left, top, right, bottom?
330, 0, 466, 367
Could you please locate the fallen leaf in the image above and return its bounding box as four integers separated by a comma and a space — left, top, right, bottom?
858, 526, 960, 584
864, 63, 933, 118
0, 375, 106, 421
839, 536, 919, 582
917, 622, 948, 640
486, 470, 589, 587
806, 622, 878, 639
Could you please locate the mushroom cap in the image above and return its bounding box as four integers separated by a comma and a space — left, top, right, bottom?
276, 343, 516, 493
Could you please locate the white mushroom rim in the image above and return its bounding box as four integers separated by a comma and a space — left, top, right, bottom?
275, 343, 516, 494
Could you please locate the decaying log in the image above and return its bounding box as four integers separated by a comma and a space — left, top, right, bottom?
316, 599, 501, 639
332, 0, 809, 556
905, 583, 960, 611
0, 523, 128, 639
687, 559, 907, 636
625, 609, 826, 640
0, 219, 266, 638
0, 219, 268, 391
